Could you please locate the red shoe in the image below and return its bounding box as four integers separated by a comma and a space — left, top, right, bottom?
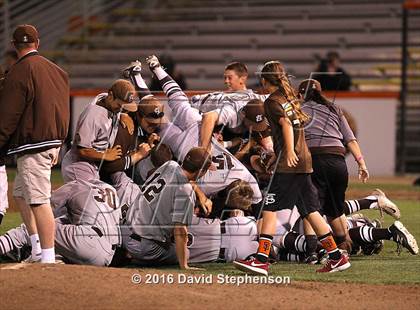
316, 254, 351, 273
233, 257, 269, 276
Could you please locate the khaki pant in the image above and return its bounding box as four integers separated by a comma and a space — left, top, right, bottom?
13, 148, 60, 205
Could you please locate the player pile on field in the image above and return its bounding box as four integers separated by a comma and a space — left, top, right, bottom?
0, 44, 418, 272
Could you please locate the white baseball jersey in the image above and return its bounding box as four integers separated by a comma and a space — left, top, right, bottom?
157, 77, 262, 204
61, 93, 120, 183
0, 165, 8, 215
112, 161, 195, 243
188, 215, 258, 263
51, 178, 122, 247
191, 90, 268, 129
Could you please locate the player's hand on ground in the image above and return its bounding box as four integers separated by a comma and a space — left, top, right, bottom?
358, 164, 369, 183
286, 150, 299, 168
146, 55, 161, 69
104, 145, 123, 161
147, 133, 160, 147
120, 113, 135, 135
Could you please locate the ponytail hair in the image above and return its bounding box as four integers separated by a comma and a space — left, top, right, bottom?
261, 61, 309, 124
298, 79, 336, 112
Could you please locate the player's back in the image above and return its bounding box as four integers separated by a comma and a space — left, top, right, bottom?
126, 160, 195, 243
51, 179, 121, 244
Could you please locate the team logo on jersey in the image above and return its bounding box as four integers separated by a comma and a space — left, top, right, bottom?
264, 193, 276, 205
255, 114, 263, 123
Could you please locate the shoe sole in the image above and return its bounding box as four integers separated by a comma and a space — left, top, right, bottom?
394, 221, 419, 255
233, 261, 268, 276
375, 189, 401, 219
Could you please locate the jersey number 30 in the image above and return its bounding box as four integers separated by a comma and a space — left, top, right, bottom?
141, 173, 167, 203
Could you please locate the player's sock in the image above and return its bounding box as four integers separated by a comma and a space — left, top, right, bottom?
132, 73, 152, 99
344, 197, 378, 215
0, 233, 14, 255
41, 247, 55, 263
255, 234, 273, 263
152, 66, 169, 81
349, 226, 392, 244
318, 232, 341, 260
282, 231, 305, 253
30, 234, 41, 259
305, 235, 318, 256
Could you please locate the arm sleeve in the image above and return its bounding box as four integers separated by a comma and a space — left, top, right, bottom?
51, 182, 75, 217
172, 183, 195, 225
0, 73, 29, 149
74, 108, 98, 149
110, 171, 142, 208
337, 108, 356, 145
265, 98, 285, 121
101, 124, 135, 175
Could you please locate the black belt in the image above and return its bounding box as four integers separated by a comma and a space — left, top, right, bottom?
218, 222, 227, 261
92, 226, 103, 237
92, 226, 118, 250
130, 233, 142, 242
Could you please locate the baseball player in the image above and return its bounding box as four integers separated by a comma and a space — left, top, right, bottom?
126, 56, 262, 206
0, 178, 122, 266
111, 147, 213, 269
188, 214, 258, 263
61, 79, 138, 183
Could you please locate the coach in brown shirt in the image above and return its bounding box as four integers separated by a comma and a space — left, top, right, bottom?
0, 24, 70, 263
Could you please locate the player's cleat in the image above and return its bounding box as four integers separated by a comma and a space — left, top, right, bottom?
372, 189, 401, 220
22, 254, 41, 264
389, 221, 419, 255
122, 60, 142, 78
4, 247, 22, 262
304, 254, 319, 265
316, 254, 351, 273
146, 55, 161, 70
233, 257, 269, 276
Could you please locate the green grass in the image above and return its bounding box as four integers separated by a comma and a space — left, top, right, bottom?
1, 182, 419, 285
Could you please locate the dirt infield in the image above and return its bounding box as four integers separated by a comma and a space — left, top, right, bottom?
0, 264, 419, 310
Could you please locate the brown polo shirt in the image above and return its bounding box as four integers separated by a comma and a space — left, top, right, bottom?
264, 91, 312, 174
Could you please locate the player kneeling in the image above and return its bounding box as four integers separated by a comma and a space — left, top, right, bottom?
111, 147, 214, 270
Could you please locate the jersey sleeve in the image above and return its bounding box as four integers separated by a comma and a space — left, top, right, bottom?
110, 171, 141, 208
171, 183, 195, 226
214, 105, 239, 128
51, 182, 76, 217
265, 98, 285, 122
74, 107, 99, 149
337, 107, 356, 145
